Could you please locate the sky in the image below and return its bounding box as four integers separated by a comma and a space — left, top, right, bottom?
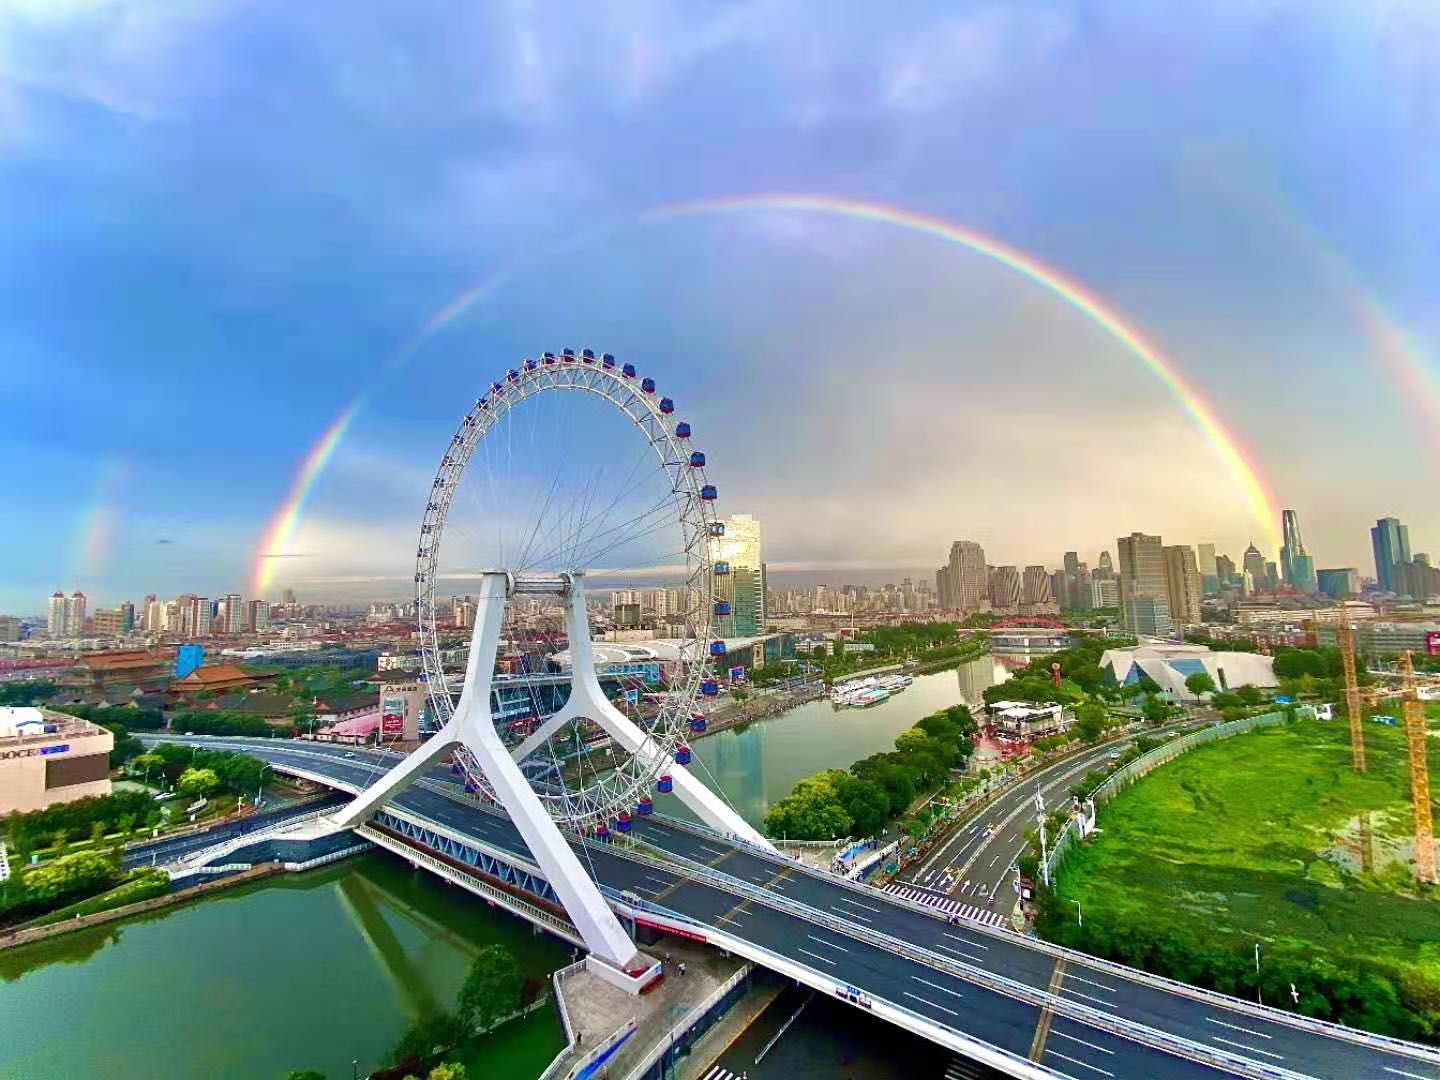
1, 0, 1438, 610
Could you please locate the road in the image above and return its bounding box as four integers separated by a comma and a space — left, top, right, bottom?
120, 791, 350, 869
890, 724, 1195, 927
141, 734, 1440, 1080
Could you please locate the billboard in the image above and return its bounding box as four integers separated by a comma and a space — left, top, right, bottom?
729, 665, 746, 683
381, 694, 406, 736
1427, 631, 1440, 656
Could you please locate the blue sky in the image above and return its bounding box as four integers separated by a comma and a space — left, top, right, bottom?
2, 1, 1437, 610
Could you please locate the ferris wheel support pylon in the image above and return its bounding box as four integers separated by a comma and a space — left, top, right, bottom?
508, 574, 775, 853
333, 571, 640, 968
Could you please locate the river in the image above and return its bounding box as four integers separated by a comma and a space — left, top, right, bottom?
670, 656, 1010, 826
0, 853, 572, 1080
0, 656, 1007, 1079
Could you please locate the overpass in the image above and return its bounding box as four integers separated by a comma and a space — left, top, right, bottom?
142, 734, 1440, 1080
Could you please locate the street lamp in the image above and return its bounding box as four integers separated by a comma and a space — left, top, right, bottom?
256, 763, 272, 807
1254, 942, 1262, 1004
1073, 900, 1082, 927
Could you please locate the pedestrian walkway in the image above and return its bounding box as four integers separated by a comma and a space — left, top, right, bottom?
700, 1066, 748, 1080
884, 884, 1010, 928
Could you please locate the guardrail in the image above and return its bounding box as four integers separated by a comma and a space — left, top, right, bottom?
174, 806, 341, 868
619, 964, 750, 1080
536, 960, 635, 1080
1045, 709, 1301, 878
617, 892, 1306, 1080
283, 842, 372, 872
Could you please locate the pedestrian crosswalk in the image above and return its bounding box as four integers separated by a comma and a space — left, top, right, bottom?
701, 1066, 747, 1080
885, 884, 1010, 928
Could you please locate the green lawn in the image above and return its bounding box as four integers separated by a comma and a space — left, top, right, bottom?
1046, 716, 1440, 1038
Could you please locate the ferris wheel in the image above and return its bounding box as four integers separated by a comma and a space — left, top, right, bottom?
334, 349, 771, 970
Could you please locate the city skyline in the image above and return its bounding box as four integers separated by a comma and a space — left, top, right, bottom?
3, 4, 1439, 611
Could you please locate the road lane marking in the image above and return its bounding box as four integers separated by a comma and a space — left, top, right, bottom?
837, 896, 883, 913
1211, 1037, 1285, 1061
902, 990, 959, 1017
1384, 1068, 1439, 1079
835, 909, 872, 923
934, 942, 987, 964
715, 913, 745, 928
1205, 1016, 1273, 1039
1062, 972, 1115, 992
1051, 1029, 1115, 1055
1057, 987, 1113, 1007
944, 931, 989, 950
807, 935, 848, 953
911, 976, 965, 1000
1045, 1048, 1115, 1077
796, 947, 836, 966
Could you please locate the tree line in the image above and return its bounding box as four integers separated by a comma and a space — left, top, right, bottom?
762, 705, 977, 841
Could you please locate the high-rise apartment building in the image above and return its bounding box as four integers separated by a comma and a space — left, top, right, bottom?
221, 593, 244, 634
281, 588, 297, 606
1162, 545, 1203, 628
190, 596, 212, 638
0, 616, 22, 642
144, 598, 164, 633
246, 600, 271, 631
48, 592, 67, 636
988, 565, 1021, 612
64, 592, 87, 637
1371, 517, 1412, 593
710, 513, 764, 637
1021, 565, 1056, 614
1116, 533, 1171, 636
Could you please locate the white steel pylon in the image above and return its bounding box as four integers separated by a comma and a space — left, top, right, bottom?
332, 571, 639, 968
509, 573, 776, 853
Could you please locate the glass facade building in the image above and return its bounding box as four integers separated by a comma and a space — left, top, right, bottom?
710, 513, 765, 637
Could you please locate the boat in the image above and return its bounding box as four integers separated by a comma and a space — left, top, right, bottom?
831, 678, 892, 708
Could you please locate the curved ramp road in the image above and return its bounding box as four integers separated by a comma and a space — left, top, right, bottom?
141, 735, 1440, 1080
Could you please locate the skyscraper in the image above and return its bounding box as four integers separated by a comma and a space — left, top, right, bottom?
1371, 517, 1411, 593
1162, 545, 1202, 628
190, 596, 212, 638
1095, 550, 1114, 580
247, 600, 271, 631
943, 541, 989, 615
988, 565, 1021, 612
1316, 568, 1359, 599
1021, 565, 1055, 613
1116, 533, 1171, 636
1242, 543, 1267, 589
1215, 553, 1236, 587
1196, 542, 1218, 596
1279, 510, 1304, 585
711, 513, 764, 636
65, 592, 87, 637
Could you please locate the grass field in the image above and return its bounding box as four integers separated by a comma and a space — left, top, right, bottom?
1048, 715, 1440, 1035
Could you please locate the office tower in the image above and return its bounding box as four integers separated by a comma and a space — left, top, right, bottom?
1116, 533, 1172, 636
64, 591, 87, 636
1090, 578, 1120, 608
247, 600, 270, 631
1242, 543, 1267, 589
48, 592, 67, 636
119, 601, 135, 632
1279, 510, 1305, 585
1395, 558, 1440, 601
1316, 568, 1358, 599
1265, 561, 1279, 590
710, 513, 764, 636
942, 540, 990, 614
1094, 550, 1114, 580
1371, 517, 1412, 593
935, 565, 953, 612
988, 565, 1021, 612
1051, 570, 1068, 611
1021, 565, 1054, 612
1162, 545, 1203, 628
1290, 553, 1316, 593
1215, 554, 1236, 587
1196, 542, 1219, 595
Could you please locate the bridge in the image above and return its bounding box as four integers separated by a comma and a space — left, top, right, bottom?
143, 732, 1440, 1080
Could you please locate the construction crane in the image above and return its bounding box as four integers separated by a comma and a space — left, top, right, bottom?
1336, 617, 1437, 884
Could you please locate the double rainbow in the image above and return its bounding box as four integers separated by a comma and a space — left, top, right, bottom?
249, 194, 1286, 594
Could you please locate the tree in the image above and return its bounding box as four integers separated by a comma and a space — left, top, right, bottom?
287, 1071, 326, 1080
1142, 694, 1170, 727
1236, 684, 1264, 706
177, 767, 220, 798
20, 849, 120, 903
834, 776, 890, 839
457, 945, 523, 1032
1185, 671, 1217, 698
1073, 703, 1107, 743
387, 1011, 469, 1068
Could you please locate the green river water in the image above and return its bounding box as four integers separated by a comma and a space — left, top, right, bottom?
0, 663, 999, 1079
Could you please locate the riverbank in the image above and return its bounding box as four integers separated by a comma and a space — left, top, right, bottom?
0, 861, 287, 951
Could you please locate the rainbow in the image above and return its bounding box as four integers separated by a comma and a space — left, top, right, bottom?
251, 193, 1287, 580
249, 402, 361, 596
648, 194, 1282, 547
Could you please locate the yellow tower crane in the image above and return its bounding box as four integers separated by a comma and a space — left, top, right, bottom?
1335, 617, 1437, 884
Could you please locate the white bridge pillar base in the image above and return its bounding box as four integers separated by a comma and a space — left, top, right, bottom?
510, 575, 776, 854
332, 571, 639, 969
